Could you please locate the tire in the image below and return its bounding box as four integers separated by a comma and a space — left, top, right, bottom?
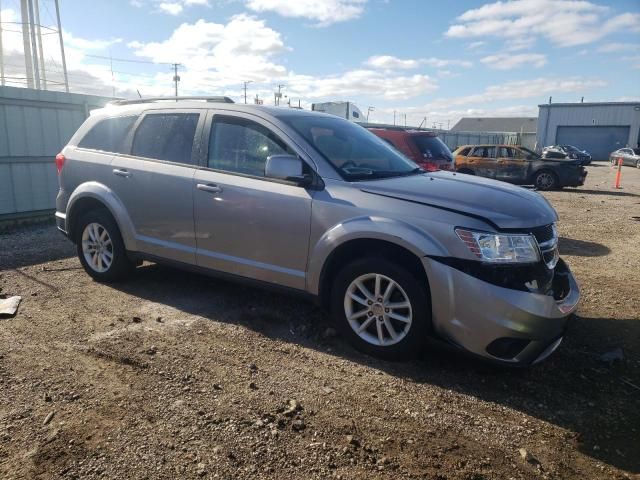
533, 170, 558, 191
636, 160, 640, 169
75, 208, 134, 282
330, 257, 431, 360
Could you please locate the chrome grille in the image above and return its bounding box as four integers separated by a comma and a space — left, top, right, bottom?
531, 224, 558, 269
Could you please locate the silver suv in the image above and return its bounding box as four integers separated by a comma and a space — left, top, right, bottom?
55, 98, 580, 365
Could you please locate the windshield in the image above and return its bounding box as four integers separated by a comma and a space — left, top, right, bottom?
281, 115, 421, 181
562, 145, 581, 152
633, 148, 640, 155
520, 147, 541, 158
413, 136, 453, 162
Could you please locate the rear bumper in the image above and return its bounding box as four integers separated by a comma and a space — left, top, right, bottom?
55, 211, 68, 236
422, 257, 580, 365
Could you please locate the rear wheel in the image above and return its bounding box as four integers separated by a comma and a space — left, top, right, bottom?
533, 170, 558, 190
75, 209, 134, 282
331, 258, 430, 359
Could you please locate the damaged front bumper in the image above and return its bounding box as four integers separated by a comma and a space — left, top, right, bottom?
422, 256, 580, 365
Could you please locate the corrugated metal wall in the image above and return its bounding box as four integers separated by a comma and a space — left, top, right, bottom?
536, 103, 640, 159
0, 86, 112, 218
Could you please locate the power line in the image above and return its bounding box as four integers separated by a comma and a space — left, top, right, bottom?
84, 54, 174, 66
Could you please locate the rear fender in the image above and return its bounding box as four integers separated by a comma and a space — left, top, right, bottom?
66, 182, 136, 250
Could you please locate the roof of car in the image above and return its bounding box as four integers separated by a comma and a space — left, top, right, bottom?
94, 99, 335, 120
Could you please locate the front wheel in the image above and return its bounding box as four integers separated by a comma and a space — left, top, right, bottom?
331, 258, 431, 359
636, 160, 640, 169
75, 208, 134, 282
533, 170, 558, 190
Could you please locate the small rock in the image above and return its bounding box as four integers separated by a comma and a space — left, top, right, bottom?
213, 384, 223, 391
283, 399, 302, 416
156, 316, 163, 323
519, 448, 540, 466
322, 327, 337, 339
43, 411, 55, 426
132, 316, 142, 323
599, 347, 624, 365
146, 346, 157, 355
249, 382, 258, 390
346, 435, 360, 447
43, 393, 52, 402
321, 386, 334, 395
292, 419, 306, 432
196, 463, 206, 476
249, 363, 258, 371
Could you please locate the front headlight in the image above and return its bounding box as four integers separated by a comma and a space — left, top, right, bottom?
455, 229, 540, 264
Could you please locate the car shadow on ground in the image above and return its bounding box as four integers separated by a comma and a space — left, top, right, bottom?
107, 263, 640, 474
561, 188, 640, 198
559, 237, 611, 257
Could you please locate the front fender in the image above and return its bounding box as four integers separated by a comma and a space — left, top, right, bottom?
306, 216, 447, 295
66, 182, 137, 251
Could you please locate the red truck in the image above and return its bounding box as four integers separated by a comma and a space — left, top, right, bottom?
367, 128, 454, 171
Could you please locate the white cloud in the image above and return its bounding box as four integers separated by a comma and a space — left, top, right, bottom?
446, 0, 640, 47
365, 55, 421, 70
427, 77, 607, 109
598, 43, 640, 53
365, 55, 472, 70
480, 53, 546, 69
285, 69, 437, 100
245, 0, 367, 26
159, 2, 183, 15
467, 41, 485, 50
63, 32, 122, 51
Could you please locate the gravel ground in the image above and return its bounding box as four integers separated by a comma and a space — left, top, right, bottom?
1, 163, 639, 480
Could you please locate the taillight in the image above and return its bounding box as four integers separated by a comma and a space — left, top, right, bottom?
55, 153, 65, 175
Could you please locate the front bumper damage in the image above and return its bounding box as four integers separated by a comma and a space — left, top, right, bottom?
422, 256, 580, 365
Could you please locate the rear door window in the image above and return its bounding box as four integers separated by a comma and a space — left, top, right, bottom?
131, 113, 199, 164
471, 146, 496, 158
78, 116, 137, 154
457, 147, 471, 156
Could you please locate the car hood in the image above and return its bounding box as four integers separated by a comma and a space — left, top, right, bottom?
360, 172, 558, 229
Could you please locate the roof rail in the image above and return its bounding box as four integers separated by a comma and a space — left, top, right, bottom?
108, 96, 235, 106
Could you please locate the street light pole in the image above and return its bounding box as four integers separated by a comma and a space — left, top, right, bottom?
243, 80, 253, 104
367, 106, 375, 122
172, 63, 181, 98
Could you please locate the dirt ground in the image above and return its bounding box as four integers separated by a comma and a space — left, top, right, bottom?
1, 162, 639, 480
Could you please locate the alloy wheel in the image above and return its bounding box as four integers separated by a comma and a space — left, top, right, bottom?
343, 273, 412, 346
81, 222, 114, 273
536, 172, 554, 189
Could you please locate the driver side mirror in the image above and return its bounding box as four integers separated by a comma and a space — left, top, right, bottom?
265, 155, 312, 187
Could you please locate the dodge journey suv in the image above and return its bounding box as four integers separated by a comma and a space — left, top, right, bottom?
55, 97, 580, 365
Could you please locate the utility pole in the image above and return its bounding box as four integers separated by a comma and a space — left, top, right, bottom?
447, 119, 450, 130
54, 0, 69, 92
367, 106, 375, 122
243, 80, 253, 104
393, 110, 396, 125
275, 84, 285, 106
172, 63, 181, 98
20, 0, 34, 88
33, 0, 46, 89
0, 0, 4, 86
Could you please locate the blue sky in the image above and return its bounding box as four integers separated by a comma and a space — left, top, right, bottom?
1, 0, 639, 125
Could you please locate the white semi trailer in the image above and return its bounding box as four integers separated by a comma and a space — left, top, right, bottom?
311, 101, 365, 123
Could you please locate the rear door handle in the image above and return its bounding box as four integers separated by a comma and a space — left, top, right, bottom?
113, 169, 131, 178
197, 183, 222, 193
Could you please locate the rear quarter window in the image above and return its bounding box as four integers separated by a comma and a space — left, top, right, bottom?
78, 116, 137, 154
457, 147, 471, 156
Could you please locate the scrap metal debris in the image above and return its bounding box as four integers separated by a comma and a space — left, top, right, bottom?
0, 296, 22, 317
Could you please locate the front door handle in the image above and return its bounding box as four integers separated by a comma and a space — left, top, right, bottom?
197, 183, 222, 194
113, 169, 131, 178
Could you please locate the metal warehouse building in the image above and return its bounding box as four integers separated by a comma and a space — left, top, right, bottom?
537, 102, 640, 161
